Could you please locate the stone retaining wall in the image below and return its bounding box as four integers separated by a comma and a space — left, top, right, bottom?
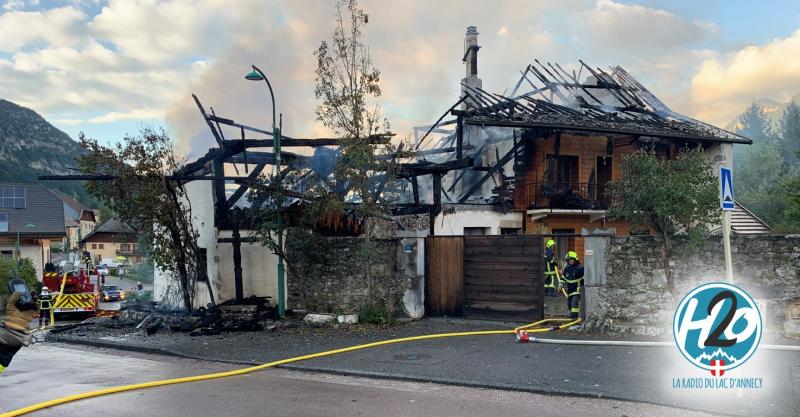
586, 234, 800, 338
286, 236, 422, 318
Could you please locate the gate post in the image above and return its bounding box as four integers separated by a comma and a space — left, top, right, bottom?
581, 228, 615, 319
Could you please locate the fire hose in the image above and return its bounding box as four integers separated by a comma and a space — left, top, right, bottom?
3, 316, 798, 417
0, 318, 580, 417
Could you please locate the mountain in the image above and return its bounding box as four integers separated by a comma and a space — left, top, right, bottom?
0, 99, 96, 205
725, 93, 800, 132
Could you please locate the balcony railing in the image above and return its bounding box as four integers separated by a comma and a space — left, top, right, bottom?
116, 248, 143, 257
525, 182, 609, 210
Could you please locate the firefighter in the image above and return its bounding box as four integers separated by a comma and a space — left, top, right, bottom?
543, 239, 558, 296
38, 286, 52, 327
0, 291, 40, 374
562, 251, 584, 319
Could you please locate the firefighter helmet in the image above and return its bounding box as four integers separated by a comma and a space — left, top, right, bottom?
565, 251, 579, 261
546, 239, 556, 248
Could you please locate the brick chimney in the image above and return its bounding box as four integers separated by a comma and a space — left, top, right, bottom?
461, 26, 482, 110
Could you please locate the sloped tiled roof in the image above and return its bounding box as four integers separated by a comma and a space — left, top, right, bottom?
710, 203, 772, 235
80, 217, 135, 242
0, 182, 66, 236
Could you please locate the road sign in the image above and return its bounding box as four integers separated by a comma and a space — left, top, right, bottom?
720, 167, 734, 211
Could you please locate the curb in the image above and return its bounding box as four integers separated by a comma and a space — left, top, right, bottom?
47, 335, 740, 416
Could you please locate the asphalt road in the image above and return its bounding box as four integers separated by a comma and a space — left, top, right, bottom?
52, 318, 797, 417
0, 344, 717, 417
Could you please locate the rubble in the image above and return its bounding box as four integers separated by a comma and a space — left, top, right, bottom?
116, 296, 277, 336
337, 314, 359, 324
303, 314, 335, 325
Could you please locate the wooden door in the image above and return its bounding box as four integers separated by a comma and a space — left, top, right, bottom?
425, 236, 464, 316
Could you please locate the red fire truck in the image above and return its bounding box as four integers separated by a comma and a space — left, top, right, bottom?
42, 266, 99, 316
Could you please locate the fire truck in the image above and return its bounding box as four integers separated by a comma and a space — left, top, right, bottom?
42, 264, 99, 316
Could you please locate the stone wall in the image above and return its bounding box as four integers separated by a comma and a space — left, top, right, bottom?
286, 236, 422, 317
586, 234, 800, 338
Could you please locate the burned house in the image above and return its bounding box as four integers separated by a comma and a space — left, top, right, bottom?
146, 26, 756, 319
407, 26, 754, 258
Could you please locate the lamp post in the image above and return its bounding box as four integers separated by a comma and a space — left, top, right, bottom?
15, 223, 36, 276
245, 65, 285, 318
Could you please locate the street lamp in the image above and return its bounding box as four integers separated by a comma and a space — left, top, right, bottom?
15, 223, 35, 276
245, 65, 285, 318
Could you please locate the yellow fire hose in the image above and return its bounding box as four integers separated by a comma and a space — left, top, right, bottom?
1, 318, 581, 417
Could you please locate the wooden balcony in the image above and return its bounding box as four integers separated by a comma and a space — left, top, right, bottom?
524, 182, 609, 210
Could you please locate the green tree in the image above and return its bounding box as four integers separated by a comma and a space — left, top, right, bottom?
738, 101, 773, 143
0, 258, 38, 295
606, 147, 718, 293
313, 0, 400, 219
734, 141, 788, 227
78, 128, 213, 312
779, 101, 800, 166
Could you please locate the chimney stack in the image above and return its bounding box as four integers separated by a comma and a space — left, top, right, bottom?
461, 26, 482, 110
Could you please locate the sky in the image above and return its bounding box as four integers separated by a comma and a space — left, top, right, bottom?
1, 0, 800, 157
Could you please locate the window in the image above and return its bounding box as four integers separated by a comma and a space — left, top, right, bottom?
98, 244, 104, 249
92, 244, 97, 249
545, 155, 579, 185
464, 227, 488, 236
500, 227, 521, 235
0, 213, 7, 232
0, 187, 26, 209
0, 250, 12, 260
121, 243, 131, 251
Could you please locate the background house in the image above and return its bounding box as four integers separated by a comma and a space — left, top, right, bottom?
0, 183, 65, 277
50, 189, 98, 250
80, 218, 143, 264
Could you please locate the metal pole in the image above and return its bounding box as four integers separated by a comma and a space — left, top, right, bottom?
251, 65, 285, 318
722, 210, 733, 283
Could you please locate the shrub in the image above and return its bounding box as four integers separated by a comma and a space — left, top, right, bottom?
125, 290, 153, 303
359, 302, 395, 325
0, 258, 39, 295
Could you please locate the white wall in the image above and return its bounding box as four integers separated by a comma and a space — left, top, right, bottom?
434, 208, 522, 235
153, 180, 279, 309
0, 242, 49, 279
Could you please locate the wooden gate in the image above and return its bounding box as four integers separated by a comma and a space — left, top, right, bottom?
424, 236, 464, 316
425, 235, 543, 321
463, 235, 543, 321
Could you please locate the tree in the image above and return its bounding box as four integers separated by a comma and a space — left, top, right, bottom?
606, 147, 719, 293
312, 0, 404, 300
314, 0, 401, 226
779, 101, 800, 166
738, 101, 773, 143
249, 0, 405, 309
78, 128, 212, 312
734, 141, 789, 227
0, 258, 38, 295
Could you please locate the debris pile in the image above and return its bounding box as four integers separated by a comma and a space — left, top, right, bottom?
120, 296, 277, 336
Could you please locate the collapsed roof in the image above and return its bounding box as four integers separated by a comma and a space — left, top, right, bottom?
453, 60, 750, 144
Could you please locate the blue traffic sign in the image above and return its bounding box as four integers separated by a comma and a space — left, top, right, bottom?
720, 167, 734, 210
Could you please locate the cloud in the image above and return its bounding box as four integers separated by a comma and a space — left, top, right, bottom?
691, 29, 800, 126
89, 107, 162, 123
0, 6, 87, 51
0, 0, 774, 151
585, 0, 718, 53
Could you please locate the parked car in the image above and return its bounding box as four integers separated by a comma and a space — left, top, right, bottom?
100, 258, 120, 268
96, 264, 110, 276
101, 285, 125, 302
